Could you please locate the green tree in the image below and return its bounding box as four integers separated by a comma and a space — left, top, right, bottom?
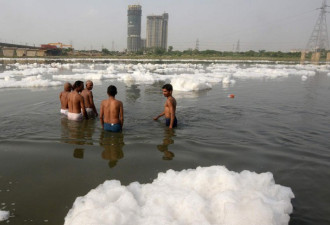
102, 48, 111, 55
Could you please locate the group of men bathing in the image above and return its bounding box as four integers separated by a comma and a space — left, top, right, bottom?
59, 80, 177, 132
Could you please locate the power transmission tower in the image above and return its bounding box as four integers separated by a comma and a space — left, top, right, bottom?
235, 40, 240, 52
195, 38, 199, 51
306, 0, 329, 52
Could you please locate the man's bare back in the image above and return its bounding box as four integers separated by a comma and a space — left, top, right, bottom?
60, 91, 70, 109
81, 80, 98, 117
100, 85, 123, 132
100, 98, 123, 125
68, 92, 84, 113
59, 82, 72, 112
67, 81, 88, 121
81, 89, 93, 108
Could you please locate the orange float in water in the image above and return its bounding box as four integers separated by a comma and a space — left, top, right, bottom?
228, 94, 235, 98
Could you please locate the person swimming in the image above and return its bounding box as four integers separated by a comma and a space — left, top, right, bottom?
99, 85, 124, 132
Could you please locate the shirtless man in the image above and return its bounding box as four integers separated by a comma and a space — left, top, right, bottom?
59, 82, 72, 116
100, 85, 124, 132
153, 84, 177, 128
81, 80, 98, 118
67, 80, 88, 121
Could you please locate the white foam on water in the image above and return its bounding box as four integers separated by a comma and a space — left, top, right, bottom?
12, 67, 59, 76
0, 210, 9, 221
0, 75, 62, 88
53, 73, 115, 81
222, 76, 236, 84
1, 61, 329, 89
118, 71, 160, 85
0, 71, 14, 79
171, 75, 212, 92
64, 166, 294, 225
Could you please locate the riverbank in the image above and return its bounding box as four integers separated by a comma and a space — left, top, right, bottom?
0, 55, 303, 61
0, 55, 307, 63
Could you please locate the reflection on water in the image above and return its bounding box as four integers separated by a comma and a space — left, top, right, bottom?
100, 131, 125, 168
125, 84, 141, 103
73, 148, 84, 159
60, 118, 125, 166
157, 129, 175, 160
60, 118, 96, 158
61, 118, 95, 145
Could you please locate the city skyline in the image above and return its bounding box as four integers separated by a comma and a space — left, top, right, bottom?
0, 0, 327, 52
127, 5, 142, 52
146, 13, 168, 49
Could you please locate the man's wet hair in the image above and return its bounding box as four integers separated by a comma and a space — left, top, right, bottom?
64, 82, 72, 91
86, 80, 93, 86
73, 80, 84, 90
107, 85, 117, 96
162, 84, 173, 91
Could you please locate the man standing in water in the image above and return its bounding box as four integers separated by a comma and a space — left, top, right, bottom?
67, 80, 88, 121
59, 82, 72, 116
81, 80, 98, 118
153, 84, 177, 128
100, 85, 124, 132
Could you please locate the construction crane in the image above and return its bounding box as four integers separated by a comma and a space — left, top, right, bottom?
47, 42, 72, 48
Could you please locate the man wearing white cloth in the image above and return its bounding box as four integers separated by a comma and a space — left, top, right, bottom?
59, 82, 72, 116
67, 81, 88, 121
81, 80, 98, 118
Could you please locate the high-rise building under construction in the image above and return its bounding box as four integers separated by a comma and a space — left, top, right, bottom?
146, 13, 168, 50
127, 5, 142, 52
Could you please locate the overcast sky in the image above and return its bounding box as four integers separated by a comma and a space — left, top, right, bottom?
0, 0, 326, 51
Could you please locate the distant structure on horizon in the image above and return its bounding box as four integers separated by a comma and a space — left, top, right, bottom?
235, 40, 240, 52
146, 13, 169, 50
306, 0, 329, 52
127, 5, 142, 52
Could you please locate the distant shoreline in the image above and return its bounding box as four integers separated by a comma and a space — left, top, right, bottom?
0, 55, 328, 63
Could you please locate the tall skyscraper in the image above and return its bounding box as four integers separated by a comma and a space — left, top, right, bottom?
127, 5, 142, 52
146, 13, 168, 50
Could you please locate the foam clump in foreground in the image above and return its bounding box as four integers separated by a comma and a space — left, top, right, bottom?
0, 210, 9, 221
64, 166, 294, 225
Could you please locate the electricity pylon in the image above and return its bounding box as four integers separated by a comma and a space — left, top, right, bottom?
235, 40, 240, 52
195, 38, 199, 51
306, 0, 329, 52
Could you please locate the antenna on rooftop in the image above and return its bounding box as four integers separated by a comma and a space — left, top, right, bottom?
306, 0, 330, 52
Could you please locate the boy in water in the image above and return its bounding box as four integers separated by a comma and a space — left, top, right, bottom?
153, 84, 177, 128
67, 81, 88, 121
81, 80, 98, 118
59, 82, 72, 116
100, 85, 124, 132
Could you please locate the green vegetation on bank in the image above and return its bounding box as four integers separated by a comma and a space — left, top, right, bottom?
2, 46, 329, 61
97, 47, 329, 61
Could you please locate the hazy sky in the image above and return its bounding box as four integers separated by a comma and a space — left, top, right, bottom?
0, 0, 326, 51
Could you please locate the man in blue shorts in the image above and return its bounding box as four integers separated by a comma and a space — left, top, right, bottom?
100, 85, 124, 132
153, 84, 177, 129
